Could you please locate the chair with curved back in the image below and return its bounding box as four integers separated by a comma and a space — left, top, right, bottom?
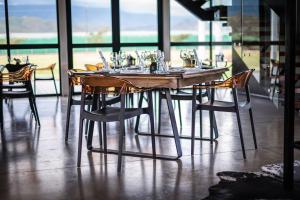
0, 66, 40, 129
84, 63, 104, 71
77, 75, 156, 172
191, 69, 257, 158
33, 63, 58, 95
65, 69, 120, 142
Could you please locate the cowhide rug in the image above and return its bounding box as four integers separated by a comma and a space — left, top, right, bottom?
203, 161, 300, 200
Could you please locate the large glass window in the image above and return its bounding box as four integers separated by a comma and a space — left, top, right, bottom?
120, 0, 158, 43
8, 0, 58, 44
71, 0, 112, 44
0, 0, 6, 44
170, 0, 210, 43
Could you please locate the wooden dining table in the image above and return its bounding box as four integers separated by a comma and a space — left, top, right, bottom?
71, 67, 228, 160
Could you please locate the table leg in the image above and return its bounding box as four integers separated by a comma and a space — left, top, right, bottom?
164, 88, 182, 158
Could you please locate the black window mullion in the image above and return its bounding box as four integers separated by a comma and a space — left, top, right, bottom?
4, 0, 10, 59
111, 0, 120, 52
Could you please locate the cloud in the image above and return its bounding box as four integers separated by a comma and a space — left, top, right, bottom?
8, 0, 55, 5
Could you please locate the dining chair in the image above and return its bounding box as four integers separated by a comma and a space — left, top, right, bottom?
85, 63, 104, 71
77, 76, 156, 172
65, 69, 120, 142
191, 69, 257, 158
33, 63, 58, 95
0, 66, 40, 130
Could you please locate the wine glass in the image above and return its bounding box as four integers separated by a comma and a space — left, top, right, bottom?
119, 51, 127, 69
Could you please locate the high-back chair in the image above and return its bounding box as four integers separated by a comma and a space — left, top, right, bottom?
191, 69, 257, 159
77, 76, 156, 172
33, 63, 58, 95
0, 66, 40, 129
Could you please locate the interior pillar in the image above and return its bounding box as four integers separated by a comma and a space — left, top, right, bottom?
57, 0, 70, 96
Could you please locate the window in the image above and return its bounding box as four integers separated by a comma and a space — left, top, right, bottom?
8, 0, 58, 44
170, 0, 210, 43
120, 0, 158, 43
0, 0, 6, 44
71, 0, 112, 44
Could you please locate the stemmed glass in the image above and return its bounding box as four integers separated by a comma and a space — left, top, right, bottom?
110, 52, 118, 71
119, 51, 127, 70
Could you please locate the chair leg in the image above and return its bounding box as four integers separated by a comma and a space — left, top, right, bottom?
177, 100, 182, 128
0, 95, 3, 130
51, 69, 58, 96
77, 118, 85, 167
249, 109, 258, 149
28, 97, 37, 122
199, 110, 203, 139
98, 122, 103, 146
134, 92, 144, 133
209, 110, 214, 144
147, 91, 156, 157
158, 91, 162, 134
30, 94, 40, 126
117, 119, 125, 173
87, 120, 95, 150
233, 89, 246, 159
103, 122, 107, 153
33, 71, 36, 95
84, 104, 92, 136
191, 108, 196, 155
213, 112, 219, 139
236, 110, 246, 159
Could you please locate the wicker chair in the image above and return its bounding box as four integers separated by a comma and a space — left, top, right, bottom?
0, 66, 40, 129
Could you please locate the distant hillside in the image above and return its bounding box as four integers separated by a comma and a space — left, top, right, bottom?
0, 5, 200, 33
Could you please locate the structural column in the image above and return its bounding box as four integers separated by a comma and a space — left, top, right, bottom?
283, 0, 296, 190
158, 0, 170, 61
57, 0, 70, 96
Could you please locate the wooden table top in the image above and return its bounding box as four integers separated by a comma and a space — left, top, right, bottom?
71, 67, 228, 89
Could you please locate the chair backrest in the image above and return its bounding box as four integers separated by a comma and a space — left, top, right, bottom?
49, 63, 56, 70
68, 69, 86, 86
85, 64, 99, 71
81, 76, 141, 95
4, 66, 34, 82
219, 69, 254, 89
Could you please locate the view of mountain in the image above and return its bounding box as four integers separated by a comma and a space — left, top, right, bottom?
0, 4, 199, 33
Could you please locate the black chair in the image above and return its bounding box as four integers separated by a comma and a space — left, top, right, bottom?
191, 69, 257, 158
0, 66, 40, 130
65, 69, 120, 142
33, 63, 58, 95
77, 76, 156, 172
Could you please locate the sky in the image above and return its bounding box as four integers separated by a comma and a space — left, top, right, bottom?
3, 0, 191, 17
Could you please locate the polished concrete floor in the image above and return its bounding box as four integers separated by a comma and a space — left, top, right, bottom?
0, 92, 300, 200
